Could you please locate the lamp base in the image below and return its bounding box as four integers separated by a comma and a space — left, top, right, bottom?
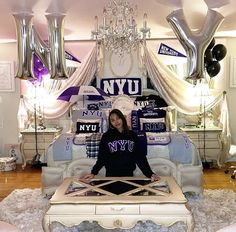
202, 160, 213, 169
31, 153, 42, 168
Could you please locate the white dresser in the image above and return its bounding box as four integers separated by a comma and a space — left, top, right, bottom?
179, 127, 223, 167
20, 127, 62, 169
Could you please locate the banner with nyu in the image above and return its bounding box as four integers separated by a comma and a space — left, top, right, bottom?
101, 77, 142, 96
158, 43, 186, 58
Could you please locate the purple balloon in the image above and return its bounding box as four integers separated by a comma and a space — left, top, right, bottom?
34, 68, 39, 77
29, 53, 49, 86
34, 54, 41, 65
41, 67, 49, 75
29, 66, 42, 86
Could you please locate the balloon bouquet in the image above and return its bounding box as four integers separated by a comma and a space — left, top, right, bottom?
166, 9, 224, 83
204, 38, 227, 78
13, 12, 69, 167
27, 53, 48, 167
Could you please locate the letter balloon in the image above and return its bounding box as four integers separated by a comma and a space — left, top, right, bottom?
166, 9, 224, 82
46, 14, 68, 80
13, 13, 34, 80
207, 38, 215, 50
13, 12, 69, 80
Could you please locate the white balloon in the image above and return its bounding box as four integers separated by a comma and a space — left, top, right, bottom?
166, 9, 224, 82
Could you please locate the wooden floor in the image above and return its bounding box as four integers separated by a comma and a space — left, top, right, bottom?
0, 165, 236, 201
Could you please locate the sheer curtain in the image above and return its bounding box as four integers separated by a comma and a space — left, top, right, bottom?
22, 42, 230, 139
143, 45, 230, 138
24, 44, 98, 119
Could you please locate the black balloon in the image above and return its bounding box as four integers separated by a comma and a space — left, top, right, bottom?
204, 48, 213, 67
212, 44, 227, 61
207, 61, 221, 77
207, 38, 215, 50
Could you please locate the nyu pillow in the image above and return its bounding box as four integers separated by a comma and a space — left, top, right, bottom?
76, 122, 100, 134
146, 132, 171, 145
140, 118, 166, 132
71, 118, 101, 133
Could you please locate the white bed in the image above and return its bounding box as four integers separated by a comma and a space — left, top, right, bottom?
41, 131, 203, 195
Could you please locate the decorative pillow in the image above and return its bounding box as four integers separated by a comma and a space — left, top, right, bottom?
77, 119, 101, 124
140, 118, 166, 132
71, 119, 101, 133
76, 122, 100, 134
146, 132, 171, 145
85, 133, 103, 158
139, 108, 167, 118
87, 103, 100, 110
73, 134, 88, 145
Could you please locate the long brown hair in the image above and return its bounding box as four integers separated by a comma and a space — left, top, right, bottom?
108, 109, 129, 134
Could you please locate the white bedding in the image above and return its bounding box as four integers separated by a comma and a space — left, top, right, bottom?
47, 131, 196, 166
43, 132, 203, 195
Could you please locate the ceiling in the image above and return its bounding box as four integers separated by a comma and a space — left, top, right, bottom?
1, 0, 236, 43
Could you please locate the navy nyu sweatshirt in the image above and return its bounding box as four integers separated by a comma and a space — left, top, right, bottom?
91, 129, 154, 178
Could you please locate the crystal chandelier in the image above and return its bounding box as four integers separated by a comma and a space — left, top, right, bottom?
91, 0, 151, 56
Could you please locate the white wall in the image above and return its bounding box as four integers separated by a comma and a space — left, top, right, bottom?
0, 42, 20, 155
0, 41, 94, 156
225, 38, 236, 143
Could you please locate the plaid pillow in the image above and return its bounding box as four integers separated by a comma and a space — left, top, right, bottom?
85, 133, 102, 158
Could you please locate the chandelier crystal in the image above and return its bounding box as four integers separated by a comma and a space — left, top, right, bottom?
91, 0, 151, 55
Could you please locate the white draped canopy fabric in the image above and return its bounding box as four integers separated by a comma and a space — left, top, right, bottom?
143, 46, 222, 114
24, 45, 98, 119
22, 43, 230, 141
143, 45, 230, 139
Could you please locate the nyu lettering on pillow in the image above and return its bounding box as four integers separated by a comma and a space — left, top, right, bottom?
70, 118, 101, 134
139, 118, 166, 132
76, 122, 100, 134
146, 132, 171, 145
75, 119, 100, 134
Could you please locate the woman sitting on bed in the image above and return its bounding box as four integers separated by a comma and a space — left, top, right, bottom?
81, 109, 160, 182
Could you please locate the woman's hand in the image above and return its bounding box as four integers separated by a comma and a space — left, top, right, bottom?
151, 173, 160, 182
79, 173, 95, 183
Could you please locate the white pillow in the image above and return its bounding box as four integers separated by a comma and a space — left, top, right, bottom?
146, 132, 171, 145
73, 134, 88, 145
77, 119, 101, 124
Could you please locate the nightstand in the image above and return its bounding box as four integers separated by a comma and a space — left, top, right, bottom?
179, 127, 223, 167
20, 127, 62, 169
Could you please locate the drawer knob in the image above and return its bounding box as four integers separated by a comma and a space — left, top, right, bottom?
113, 219, 122, 227
111, 207, 124, 212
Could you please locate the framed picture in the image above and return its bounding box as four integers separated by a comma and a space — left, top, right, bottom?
0, 61, 15, 92
230, 57, 236, 88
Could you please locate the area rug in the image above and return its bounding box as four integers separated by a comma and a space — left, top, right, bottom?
0, 188, 236, 232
